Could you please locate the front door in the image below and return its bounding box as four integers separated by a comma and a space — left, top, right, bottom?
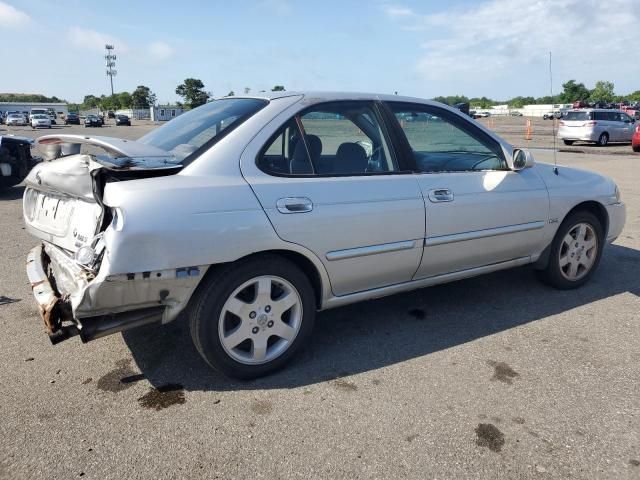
244, 101, 425, 296
385, 102, 549, 279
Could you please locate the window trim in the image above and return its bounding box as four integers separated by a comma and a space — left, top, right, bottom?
382, 101, 509, 173
255, 100, 412, 178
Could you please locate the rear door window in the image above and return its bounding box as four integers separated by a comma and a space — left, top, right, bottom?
258, 101, 398, 176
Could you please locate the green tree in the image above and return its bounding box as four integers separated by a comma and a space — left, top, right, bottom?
175, 78, 210, 109
628, 90, 640, 102
590, 80, 615, 102
117, 92, 132, 108
131, 85, 155, 108
431, 95, 469, 105
559, 80, 590, 103
82, 95, 100, 109
271, 85, 285, 91
470, 96, 495, 109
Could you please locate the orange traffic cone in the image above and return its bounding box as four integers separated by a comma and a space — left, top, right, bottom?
525, 119, 532, 140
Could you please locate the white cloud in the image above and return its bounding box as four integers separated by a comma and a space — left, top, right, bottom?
147, 41, 175, 61
388, 0, 640, 93
383, 5, 415, 18
66, 26, 128, 53
0, 1, 30, 27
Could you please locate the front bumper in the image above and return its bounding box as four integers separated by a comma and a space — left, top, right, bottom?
606, 202, 626, 243
26, 243, 164, 344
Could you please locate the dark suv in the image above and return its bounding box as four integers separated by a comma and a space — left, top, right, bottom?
65, 113, 80, 125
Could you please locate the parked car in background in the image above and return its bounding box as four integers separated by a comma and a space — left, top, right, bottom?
558, 109, 636, 146
31, 114, 51, 129
0, 135, 38, 190
473, 111, 491, 118
22, 92, 625, 379
572, 100, 589, 109
632, 124, 640, 152
6, 113, 27, 126
29, 108, 47, 122
107, 111, 115, 119
543, 111, 562, 120
510, 111, 523, 116
115, 114, 131, 126
65, 113, 80, 125
84, 115, 103, 127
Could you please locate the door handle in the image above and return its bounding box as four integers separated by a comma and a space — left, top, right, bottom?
276, 197, 313, 214
428, 189, 454, 203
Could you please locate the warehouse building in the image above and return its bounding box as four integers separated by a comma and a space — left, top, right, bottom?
0, 102, 69, 118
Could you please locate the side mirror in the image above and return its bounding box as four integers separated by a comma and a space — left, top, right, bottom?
513, 149, 534, 171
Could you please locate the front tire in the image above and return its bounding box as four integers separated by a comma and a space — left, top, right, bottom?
563, 139, 574, 145
537, 211, 604, 289
189, 255, 316, 379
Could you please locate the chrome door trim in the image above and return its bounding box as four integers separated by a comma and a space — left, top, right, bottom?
424, 221, 545, 247
322, 256, 532, 309
326, 240, 417, 261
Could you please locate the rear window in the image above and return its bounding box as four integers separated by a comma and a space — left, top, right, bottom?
563, 111, 592, 121
138, 98, 268, 164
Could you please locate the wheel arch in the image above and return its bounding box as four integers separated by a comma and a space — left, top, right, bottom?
198, 248, 328, 310
534, 200, 609, 269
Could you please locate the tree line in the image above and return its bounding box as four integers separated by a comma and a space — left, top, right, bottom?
433, 80, 640, 108
7, 78, 636, 113
71, 85, 157, 112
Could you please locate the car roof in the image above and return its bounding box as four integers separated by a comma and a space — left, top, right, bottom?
227, 90, 444, 106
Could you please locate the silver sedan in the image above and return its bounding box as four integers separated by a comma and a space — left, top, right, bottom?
23, 92, 625, 378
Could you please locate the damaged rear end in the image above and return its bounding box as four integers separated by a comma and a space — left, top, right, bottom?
23, 135, 202, 344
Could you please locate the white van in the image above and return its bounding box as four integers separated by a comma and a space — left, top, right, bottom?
558, 109, 636, 146
29, 108, 47, 122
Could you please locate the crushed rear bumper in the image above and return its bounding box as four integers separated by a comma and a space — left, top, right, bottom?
26, 244, 164, 344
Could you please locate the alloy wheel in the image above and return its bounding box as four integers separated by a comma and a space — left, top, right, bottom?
218, 275, 302, 365
558, 223, 598, 281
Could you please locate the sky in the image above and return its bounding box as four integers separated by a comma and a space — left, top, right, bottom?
1, 0, 639, 103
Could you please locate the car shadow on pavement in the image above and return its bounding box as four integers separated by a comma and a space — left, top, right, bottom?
123, 243, 640, 392
0, 185, 25, 201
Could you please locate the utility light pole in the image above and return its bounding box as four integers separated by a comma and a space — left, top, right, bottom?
105, 44, 117, 96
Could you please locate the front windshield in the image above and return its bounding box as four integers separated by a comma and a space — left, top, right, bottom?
138, 98, 268, 162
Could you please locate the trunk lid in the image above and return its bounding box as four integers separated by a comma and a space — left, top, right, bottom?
23, 135, 181, 254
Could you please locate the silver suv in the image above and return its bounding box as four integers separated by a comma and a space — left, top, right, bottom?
558, 109, 636, 146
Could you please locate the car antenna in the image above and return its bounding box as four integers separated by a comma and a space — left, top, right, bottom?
549, 51, 559, 175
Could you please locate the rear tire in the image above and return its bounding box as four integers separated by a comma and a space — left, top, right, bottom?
537, 211, 604, 289
633, 145, 640, 153
597, 133, 609, 146
563, 139, 574, 145
189, 255, 316, 379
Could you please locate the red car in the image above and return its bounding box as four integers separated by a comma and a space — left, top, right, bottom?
633, 124, 640, 152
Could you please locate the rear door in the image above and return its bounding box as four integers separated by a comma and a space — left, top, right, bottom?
243, 100, 425, 296
384, 102, 549, 279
